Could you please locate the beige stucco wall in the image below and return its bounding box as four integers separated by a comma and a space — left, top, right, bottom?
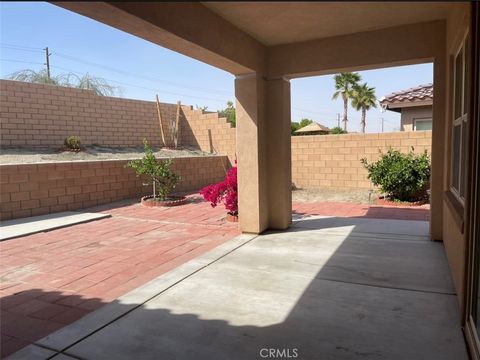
441, 4, 471, 313
400, 105, 433, 131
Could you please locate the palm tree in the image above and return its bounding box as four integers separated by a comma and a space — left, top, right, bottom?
332, 72, 361, 131
351, 83, 377, 133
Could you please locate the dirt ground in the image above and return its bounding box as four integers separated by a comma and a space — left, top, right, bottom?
292, 188, 382, 204
0, 145, 213, 164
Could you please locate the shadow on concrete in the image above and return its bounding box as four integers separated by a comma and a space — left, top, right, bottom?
1, 289, 106, 358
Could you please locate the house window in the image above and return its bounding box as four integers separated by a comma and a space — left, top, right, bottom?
450, 37, 469, 200
413, 118, 432, 131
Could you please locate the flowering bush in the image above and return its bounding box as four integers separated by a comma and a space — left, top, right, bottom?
200, 165, 238, 215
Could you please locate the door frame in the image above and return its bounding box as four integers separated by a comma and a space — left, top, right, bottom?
464, 2, 480, 359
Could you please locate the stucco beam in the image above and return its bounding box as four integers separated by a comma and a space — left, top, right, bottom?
52, 2, 267, 76
268, 21, 445, 78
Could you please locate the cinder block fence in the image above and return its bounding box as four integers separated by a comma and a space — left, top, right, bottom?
291, 131, 432, 190
0, 80, 433, 221
0, 156, 227, 221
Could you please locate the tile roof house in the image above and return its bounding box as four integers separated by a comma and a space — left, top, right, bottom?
294, 122, 331, 135
379, 83, 433, 131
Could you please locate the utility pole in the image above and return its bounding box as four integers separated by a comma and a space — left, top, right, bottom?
381, 117, 384, 133
337, 113, 340, 128
44, 47, 51, 80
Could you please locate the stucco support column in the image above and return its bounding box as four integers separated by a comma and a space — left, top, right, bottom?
235, 74, 269, 233
266, 77, 292, 229
235, 74, 292, 233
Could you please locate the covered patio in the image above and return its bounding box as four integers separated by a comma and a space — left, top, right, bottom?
6, 1, 477, 359
55, 1, 453, 236
1, 197, 430, 357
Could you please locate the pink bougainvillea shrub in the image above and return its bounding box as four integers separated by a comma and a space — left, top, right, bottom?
200, 165, 238, 215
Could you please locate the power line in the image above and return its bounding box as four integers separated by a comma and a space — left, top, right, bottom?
292, 106, 338, 117
0, 58, 45, 66
0, 45, 44, 54
49, 64, 231, 104
52, 51, 233, 96
0, 57, 232, 104
2, 42, 234, 96
0, 42, 44, 51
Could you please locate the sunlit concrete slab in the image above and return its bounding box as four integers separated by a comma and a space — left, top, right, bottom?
30, 217, 467, 360
0, 212, 110, 241
291, 215, 430, 237
218, 228, 454, 294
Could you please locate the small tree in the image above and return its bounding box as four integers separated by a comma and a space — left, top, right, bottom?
195, 104, 209, 111
361, 148, 431, 201
291, 118, 314, 136
75, 73, 117, 96
330, 126, 347, 134
291, 122, 300, 134
8, 69, 120, 96
126, 139, 180, 201
218, 101, 236, 127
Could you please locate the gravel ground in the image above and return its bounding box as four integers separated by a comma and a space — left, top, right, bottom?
0, 146, 214, 164
292, 188, 381, 204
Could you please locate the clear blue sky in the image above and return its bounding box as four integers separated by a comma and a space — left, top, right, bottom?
1, 2, 433, 133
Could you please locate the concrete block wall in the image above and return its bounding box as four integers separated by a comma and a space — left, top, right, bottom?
0, 79, 236, 163
0, 80, 181, 148
291, 131, 432, 190
0, 155, 228, 221
0, 80, 432, 195
181, 108, 236, 164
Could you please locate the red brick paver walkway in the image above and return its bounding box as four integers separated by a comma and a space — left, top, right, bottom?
293, 201, 430, 221
0, 195, 239, 357
0, 197, 429, 357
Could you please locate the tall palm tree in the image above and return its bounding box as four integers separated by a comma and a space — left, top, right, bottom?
332, 72, 361, 131
351, 83, 377, 133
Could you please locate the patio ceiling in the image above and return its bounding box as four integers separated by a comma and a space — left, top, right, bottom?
50, 1, 463, 237
52, 2, 463, 76
202, 2, 458, 46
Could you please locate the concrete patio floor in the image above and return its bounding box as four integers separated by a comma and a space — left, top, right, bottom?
8, 213, 467, 360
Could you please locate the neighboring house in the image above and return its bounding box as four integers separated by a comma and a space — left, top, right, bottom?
294, 122, 330, 135
379, 83, 433, 131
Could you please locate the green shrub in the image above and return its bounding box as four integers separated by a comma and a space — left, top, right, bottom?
330, 127, 347, 134
64, 136, 81, 150
361, 148, 431, 201
126, 139, 180, 201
